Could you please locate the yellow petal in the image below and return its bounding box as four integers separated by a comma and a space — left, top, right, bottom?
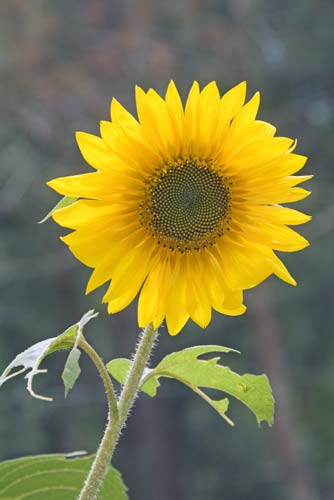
215, 81, 247, 143
47, 172, 113, 199
226, 137, 294, 169
86, 247, 122, 294
157, 254, 186, 326
214, 240, 274, 290
52, 199, 116, 229
197, 81, 220, 156
267, 251, 297, 286
100, 120, 160, 172
222, 92, 261, 157
165, 80, 184, 146
219, 304, 247, 316
165, 255, 190, 335
135, 86, 166, 154
183, 81, 200, 155
60, 228, 113, 267
242, 221, 310, 252
61, 222, 141, 267
252, 206, 312, 226
185, 254, 212, 328
110, 98, 140, 131
86, 234, 148, 294
222, 288, 245, 310
146, 88, 177, 156
250, 120, 277, 139
236, 152, 308, 180
277, 153, 308, 176
138, 253, 169, 329
245, 186, 311, 204
106, 251, 157, 318
104, 243, 155, 311
76, 132, 114, 171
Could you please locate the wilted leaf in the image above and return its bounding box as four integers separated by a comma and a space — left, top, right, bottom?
0, 310, 98, 401
62, 346, 81, 397
0, 453, 128, 500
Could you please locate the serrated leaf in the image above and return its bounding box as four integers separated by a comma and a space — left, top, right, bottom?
107, 345, 274, 427
157, 345, 238, 369
0, 310, 98, 401
106, 358, 160, 397
147, 345, 274, 426
39, 195, 78, 224
0, 453, 128, 500
62, 347, 81, 397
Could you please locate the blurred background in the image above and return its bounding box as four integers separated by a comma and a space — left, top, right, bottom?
0, 1, 333, 499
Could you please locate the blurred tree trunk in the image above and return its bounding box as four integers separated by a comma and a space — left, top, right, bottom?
251, 285, 319, 500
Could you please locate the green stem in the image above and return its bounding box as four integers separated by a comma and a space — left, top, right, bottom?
78, 323, 158, 500
117, 322, 158, 425
79, 339, 119, 422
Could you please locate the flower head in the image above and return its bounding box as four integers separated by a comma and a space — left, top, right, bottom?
48, 81, 311, 334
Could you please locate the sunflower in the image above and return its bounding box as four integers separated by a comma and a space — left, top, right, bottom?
48, 81, 312, 335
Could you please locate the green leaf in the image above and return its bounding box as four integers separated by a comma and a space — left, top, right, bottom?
106, 358, 160, 397
62, 347, 81, 397
0, 310, 98, 401
0, 453, 128, 500
107, 345, 274, 427
39, 195, 78, 224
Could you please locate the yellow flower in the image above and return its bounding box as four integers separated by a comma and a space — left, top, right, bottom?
48, 81, 312, 335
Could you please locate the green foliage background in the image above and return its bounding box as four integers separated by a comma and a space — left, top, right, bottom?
0, 1, 332, 499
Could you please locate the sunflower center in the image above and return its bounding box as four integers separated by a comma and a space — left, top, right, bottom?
142, 159, 231, 251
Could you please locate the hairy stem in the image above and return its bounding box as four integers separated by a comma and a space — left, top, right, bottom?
78, 323, 158, 500
117, 322, 158, 425
79, 338, 119, 422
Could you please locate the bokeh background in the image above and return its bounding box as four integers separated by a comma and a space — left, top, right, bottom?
0, 1, 333, 499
